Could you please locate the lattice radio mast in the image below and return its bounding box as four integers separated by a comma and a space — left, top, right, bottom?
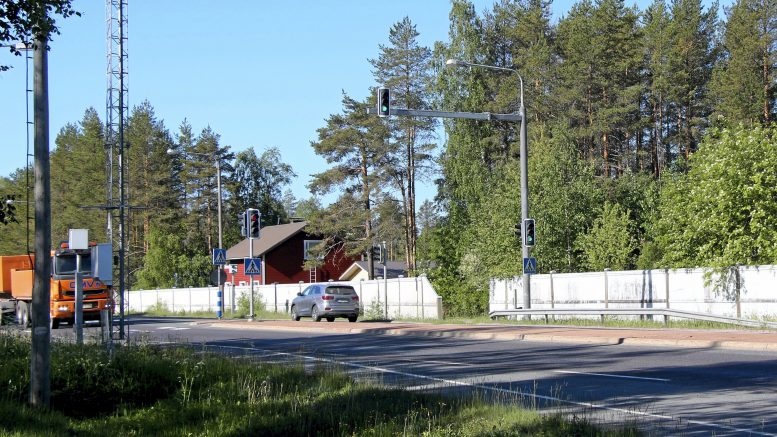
106, 0, 128, 340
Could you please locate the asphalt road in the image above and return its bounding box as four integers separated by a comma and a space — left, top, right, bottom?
61, 317, 777, 436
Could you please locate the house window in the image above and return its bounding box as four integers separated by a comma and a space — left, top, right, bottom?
303, 240, 324, 260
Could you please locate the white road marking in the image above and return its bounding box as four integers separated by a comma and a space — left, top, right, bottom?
553, 370, 670, 382
157, 326, 190, 331
215, 344, 775, 437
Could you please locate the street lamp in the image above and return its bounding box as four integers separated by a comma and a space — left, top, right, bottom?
167, 148, 224, 317
445, 59, 531, 310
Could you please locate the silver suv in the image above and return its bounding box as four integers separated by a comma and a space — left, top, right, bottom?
291, 283, 359, 323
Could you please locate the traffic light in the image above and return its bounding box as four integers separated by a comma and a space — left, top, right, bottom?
239, 212, 246, 237
247, 208, 260, 239
377, 87, 390, 117
371, 245, 387, 264
523, 218, 536, 247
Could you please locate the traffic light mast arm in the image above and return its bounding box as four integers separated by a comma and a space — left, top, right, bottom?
367, 106, 522, 122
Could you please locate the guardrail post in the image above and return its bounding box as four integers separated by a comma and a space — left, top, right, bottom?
735, 263, 741, 318
664, 268, 670, 324
436, 296, 443, 319
549, 271, 556, 309
420, 276, 425, 319
603, 269, 610, 323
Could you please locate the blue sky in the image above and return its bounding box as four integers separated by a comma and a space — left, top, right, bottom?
0, 0, 726, 207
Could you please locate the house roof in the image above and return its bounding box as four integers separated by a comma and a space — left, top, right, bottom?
226, 221, 308, 260
339, 260, 408, 280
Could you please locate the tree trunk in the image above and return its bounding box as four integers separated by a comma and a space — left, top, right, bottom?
361, 148, 374, 280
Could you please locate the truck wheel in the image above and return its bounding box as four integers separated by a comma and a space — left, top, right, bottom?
16, 302, 30, 328
50, 318, 60, 330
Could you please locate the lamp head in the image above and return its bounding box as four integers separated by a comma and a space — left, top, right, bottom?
445, 59, 465, 68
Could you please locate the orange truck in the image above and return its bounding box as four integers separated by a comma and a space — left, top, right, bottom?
0, 242, 113, 329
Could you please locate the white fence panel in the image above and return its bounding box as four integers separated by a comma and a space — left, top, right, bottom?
127, 276, 442, 319
490, 264, 777, 319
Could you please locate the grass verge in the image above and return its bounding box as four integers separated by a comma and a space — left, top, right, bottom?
0, 332, 640, 436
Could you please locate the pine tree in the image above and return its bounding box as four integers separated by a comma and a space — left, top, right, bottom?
667, 0, 719, 159
710, 0, 777, 125
308, 93, 389, 277
49, 108, 106, 245
370, 17, 437, 273
643, 0, 673, 176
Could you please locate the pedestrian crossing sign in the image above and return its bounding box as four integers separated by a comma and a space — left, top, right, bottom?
212, 248, 227, 265
244, 257, 261, 276
523, 257, 537, 275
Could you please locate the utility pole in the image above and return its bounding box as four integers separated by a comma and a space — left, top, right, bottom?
30, 32, 51, 408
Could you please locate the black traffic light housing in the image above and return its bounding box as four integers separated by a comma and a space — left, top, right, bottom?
247, 208, 260, 239
371, 244, 387, 264
377, 87, 390, 117
523, 218, 536, 247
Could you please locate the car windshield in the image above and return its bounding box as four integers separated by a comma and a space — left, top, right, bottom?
325, 286, 355, 295
55, 254, 91, 275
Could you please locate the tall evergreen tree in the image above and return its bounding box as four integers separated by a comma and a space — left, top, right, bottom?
710, 0, 777, 125
370, 17, 437, 273
232, 147, 295, 226
667, 0, 719, 158
308, 93, 389, 277
557, 0, 642, 176
642, 0, 673, 176
49, 108, 105, 244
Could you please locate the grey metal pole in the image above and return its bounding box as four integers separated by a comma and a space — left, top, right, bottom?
520, 92, 531, 311
383, 241, 387, 319
30, 34, 51, 408
216, 158, 223, 319
75, 253, 83, 344
249, 233, 254, 321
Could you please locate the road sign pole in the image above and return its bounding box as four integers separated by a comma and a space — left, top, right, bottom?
249, 230, 254, 322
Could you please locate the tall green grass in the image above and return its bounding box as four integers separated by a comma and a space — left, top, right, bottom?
0, 331, 640, 436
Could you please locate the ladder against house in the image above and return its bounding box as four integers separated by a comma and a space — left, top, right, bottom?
309, 267, 317, 283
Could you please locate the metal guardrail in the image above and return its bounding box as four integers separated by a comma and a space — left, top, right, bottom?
489, 308, 777, 329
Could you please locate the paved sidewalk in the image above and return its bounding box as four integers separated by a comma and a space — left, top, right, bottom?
203, 318, 777, 352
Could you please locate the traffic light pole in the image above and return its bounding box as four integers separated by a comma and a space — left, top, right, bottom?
248, 233, 254, 321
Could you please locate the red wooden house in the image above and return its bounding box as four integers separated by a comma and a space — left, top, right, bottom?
224, 221, 355, 285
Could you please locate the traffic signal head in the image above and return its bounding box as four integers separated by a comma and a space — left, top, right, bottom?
247, 208, 260, 239
523, 218, 536, 247
377, 87, 390, 117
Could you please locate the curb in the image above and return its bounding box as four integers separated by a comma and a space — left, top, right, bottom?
204, 320, 777, 352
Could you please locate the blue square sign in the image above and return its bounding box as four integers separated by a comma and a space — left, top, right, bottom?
244, 257, 261, 276
523, 257, 537, 275
212, 248, 227, 265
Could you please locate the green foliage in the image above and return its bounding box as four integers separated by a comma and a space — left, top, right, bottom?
235, 292, 266, 318
529, 129, 603, 273
654, 125, 777, 268
577, 201, 636, 271
232, 147, 295, 226
0, 0, 80, 71
135, 227, 212, 289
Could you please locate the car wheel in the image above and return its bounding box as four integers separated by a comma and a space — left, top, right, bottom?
311, 306, 321, 322
326, 317, 335, 322
291, 305, 301, 321
348, 315, 358, 323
